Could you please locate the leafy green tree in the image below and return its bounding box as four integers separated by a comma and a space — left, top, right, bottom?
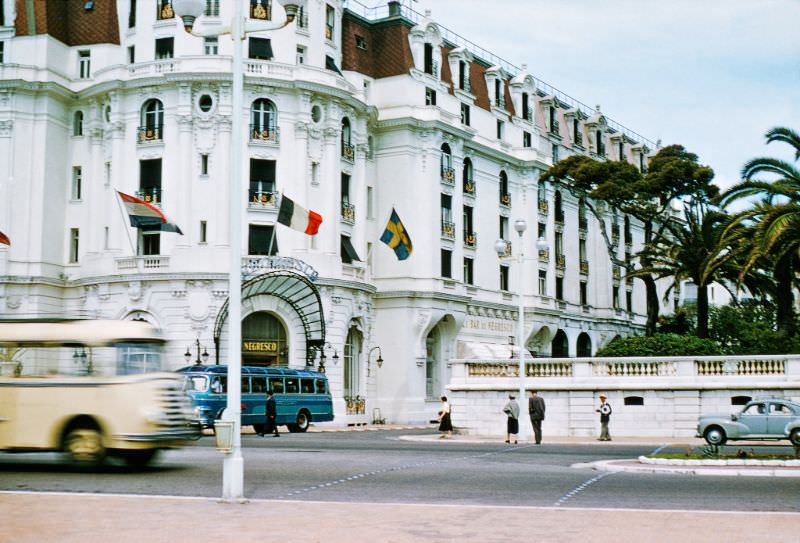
718, 127, 800, 335
596, 333, 723, 357
544, 145, 719, 335
709, 300, 800, 354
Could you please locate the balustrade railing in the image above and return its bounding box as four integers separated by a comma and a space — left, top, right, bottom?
136, 187, 162, 206
137, 125, 163, 143
593, 360, 676, 377
248, 190, 279, 208
440, 166, 456, 185
695, 359, 786, 376
250, 124, 279, 144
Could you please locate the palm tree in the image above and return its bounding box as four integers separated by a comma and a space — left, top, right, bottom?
632, 204, 749, 338
718, 126, 800, 335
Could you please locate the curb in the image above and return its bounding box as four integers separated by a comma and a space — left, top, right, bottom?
582, 458, 800, 477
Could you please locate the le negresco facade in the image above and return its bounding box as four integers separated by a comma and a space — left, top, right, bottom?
0, 0, 668, 424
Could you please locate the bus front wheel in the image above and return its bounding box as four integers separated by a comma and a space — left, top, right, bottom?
288, 410, 311, 433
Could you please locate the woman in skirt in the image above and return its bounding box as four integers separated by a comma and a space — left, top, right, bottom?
503, 394, 520, 444
438, 395, 453, 438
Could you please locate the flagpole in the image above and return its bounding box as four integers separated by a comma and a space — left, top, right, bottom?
114, 190, 138, 256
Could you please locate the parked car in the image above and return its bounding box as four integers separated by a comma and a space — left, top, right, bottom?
696, 398, 800, 446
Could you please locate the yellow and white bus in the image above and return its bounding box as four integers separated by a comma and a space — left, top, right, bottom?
0, 319, 199, 467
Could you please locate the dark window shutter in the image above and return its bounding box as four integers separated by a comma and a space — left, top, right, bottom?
249, 37, 273, 60
325, 55, 342, 75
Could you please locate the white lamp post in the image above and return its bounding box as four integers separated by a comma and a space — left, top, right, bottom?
173, 0, 298, 501
495, 218, 528, 441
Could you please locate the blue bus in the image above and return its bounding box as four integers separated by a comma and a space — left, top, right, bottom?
178, 365, 333, 433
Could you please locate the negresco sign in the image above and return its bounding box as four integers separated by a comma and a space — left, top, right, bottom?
242, 256, 319, 281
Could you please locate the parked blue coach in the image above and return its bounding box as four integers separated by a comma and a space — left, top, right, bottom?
178, 365, 334, 433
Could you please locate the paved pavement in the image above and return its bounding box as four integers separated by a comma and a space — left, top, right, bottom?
4, 427, 800, 542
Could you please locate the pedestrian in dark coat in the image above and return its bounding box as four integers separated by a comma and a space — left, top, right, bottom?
265, 391, 279, 437
438, 396, 453, 438
528, 390, 546, 444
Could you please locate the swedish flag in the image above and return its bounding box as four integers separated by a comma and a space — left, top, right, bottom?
380, 208, 413, 261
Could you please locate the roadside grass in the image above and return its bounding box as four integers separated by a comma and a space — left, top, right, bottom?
649, 445, 800, 460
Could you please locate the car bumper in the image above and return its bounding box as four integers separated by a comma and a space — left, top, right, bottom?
115, 423, 202, 443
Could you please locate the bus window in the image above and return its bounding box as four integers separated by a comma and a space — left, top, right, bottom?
285, 378, 299, 394
241, 377, 251, 394
269, 378, 284, 393
211, 375, 227, 394
300, 378, 314, 394
315, 378, 327, 394
252, 376, 267, 394
186, 375, 209, 392
117, 343, 163, 375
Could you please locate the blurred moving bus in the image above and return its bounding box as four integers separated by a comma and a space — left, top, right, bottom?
0, 319, 200, 467
179, 365, 334, 433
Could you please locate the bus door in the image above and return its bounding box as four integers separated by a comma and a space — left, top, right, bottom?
0, 384, 17, 446
250, 376, 268, 418
268, 377, 285, 421
279, 377, 299, 421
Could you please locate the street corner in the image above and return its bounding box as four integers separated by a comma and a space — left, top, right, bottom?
577, 456, 800, 477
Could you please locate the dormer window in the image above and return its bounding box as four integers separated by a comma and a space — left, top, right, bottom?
596, 130, 605, 156
424, 43, 437, 76
549, 106, 559, 134
494, 79, 504, 108
618, 141, 625, 161
458, 60, 469, 91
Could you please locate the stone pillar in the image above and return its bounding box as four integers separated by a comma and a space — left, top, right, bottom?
177, 114, 194, 247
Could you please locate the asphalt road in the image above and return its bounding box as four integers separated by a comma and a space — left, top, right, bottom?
1, 429, 798, 512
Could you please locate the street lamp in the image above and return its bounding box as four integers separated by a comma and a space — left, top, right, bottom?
495, 218, 529, 442
317, 342, 339, 374
367, 346, 383, 376
184, 338, 210, 365
172, 0, 298, 502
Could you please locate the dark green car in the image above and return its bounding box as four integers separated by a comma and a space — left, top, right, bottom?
696, 398, 800, 446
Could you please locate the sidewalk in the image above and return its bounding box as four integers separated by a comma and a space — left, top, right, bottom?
3, 491, 799, 543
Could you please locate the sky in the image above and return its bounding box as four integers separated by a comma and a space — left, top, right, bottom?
409, 0, 800, 191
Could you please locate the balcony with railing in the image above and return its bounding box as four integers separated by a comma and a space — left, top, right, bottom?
550, 119, 560, 135
294, 9, 309, 30
341, 142, 355, 162
250, 124, 279, 145
523, 109, 533, 122
556, 254, 566, 269
116, 255, 170, 271
441, 220, 456, 240
325, 24, 333, 40
136, 187, 162, 207
458, 78, 472, 94
500, 192, 511, 207
424, 59, 439, 77
538, 248, 549, 262
341, 202, 355, 224
463, 180, 476, 196
464, 231, 477, 248
248, 189, 279, 209
538, 199, 549, 215
612, 230, 620, 246
578, 216, 588, 231
580, 260, 589, 275
156, 1, 174, 20
440, 166, 456, 185
573, 132, 583, 147
494, 95, 505, 109
137, 125, 163, 144
250, 0, 272, 20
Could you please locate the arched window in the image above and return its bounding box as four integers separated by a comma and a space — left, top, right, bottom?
551, 329, 569, 358
343, 325, 362, 406
140, 99, 164, 141
341, 117, 353, 160
499, 170, 509, 205
440, 143, 453, 182
462, 158, 474, 195
576, 332, 592, 357
251, 98, 277, 141
73, 111, 84, 136
554, 190, 564, 223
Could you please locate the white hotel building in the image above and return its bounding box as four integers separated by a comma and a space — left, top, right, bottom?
0, 0, 670, 426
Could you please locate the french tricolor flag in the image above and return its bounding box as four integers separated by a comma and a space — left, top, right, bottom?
0, 230, 9, 246
117, 191, 183, 234
277, 194, 322, 235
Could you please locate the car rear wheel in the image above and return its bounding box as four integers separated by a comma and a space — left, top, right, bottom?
790, 428, 800, 447
704, 426, 727, 446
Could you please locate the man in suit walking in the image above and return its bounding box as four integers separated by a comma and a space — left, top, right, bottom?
528, 390, 546, 444
265, 390, 279, 437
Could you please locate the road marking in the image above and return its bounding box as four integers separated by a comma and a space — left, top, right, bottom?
553, 472, 612, 507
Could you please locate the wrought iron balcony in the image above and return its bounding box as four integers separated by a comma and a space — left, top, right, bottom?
250, 1, 271, 20
538, 199, 549, 214
463, 180, 476, 196
459, 78, 471, 93
579, 217, 588, 231
248, 190, 278, 208
136, 187, 162, 207
341, 142, 355, 162
325, 25, 333, 40
464, 231, 477, 248
137, 125, 163, 143
440, 166, 455, 185
500, 192, 511, 207
424, 60, 439, 77
156, 1, 174, 20
612, 231, 620, 245
441, 220, 455, 239
556, 254, 566, 269
538, 248, 550, 262
550, 119, 560, 134
523, 109, 532, 122
294, 9, 308, 29
341, 202, 355, 223
580, 260, 589, 275
500, 239, 512, 257
250, 124, 279, 144
494, 95, 505, 108
574, 132, 583, 147
612, 267, 621, 280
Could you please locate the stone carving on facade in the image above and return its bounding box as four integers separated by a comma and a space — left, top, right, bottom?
212, 290, 228, 299
177, 114, 194, 132
0, 89, 12, 108
0, 120, 13, 138
127, 281, 146, 302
